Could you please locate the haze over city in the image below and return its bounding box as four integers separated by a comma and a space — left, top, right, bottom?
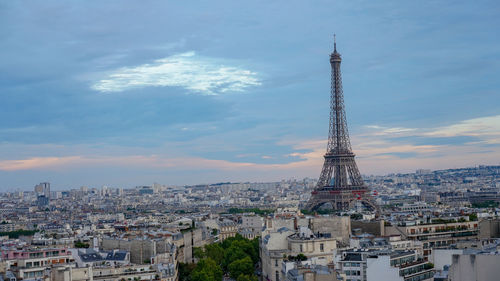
1, 0, 499, 189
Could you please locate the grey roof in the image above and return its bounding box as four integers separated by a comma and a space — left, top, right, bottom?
342, 253, 363, 261
80, 252, 103, 262
5, 272, 15, 280
277, 227, 291, 233
390, 250, 415, 259
105, 251, 128, 261
263, 234, 271, 244
79, 250, 128, 262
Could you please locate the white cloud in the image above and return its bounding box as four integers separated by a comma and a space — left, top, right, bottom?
425, 115, 500, 138
91, 52, 261, 95
352, 114, 500, 173
365, 115, 500, 140
363, 125, 416, 135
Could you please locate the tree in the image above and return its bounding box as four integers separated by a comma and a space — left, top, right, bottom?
178, 262, 196, 281
0, 229, 38, 239
237, 274, 258, 281
191, 258, 222, 281
296, 253, 307, 261
222, 246, 247, 270
194, 244, 224, 265
251, 238, 259, 261
205, 243, 224, 265
190, 271, 210, 281
74, 240, 90, 248
287, 254, 307, 261
350, 213, 363, 220
193, 247, 205, 260
232, 240, 258, 264
228, 256, 254, 280
185, 235, 260, 280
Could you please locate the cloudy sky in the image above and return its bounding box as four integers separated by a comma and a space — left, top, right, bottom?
1, 1, 499, 190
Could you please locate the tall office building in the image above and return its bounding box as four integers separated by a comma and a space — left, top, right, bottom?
34, 182, 51, 199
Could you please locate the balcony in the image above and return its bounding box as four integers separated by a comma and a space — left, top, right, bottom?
399, 261, 434, 278
409, 228, 478, 238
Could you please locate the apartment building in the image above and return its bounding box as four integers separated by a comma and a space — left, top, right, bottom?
1, 248, 73, 280
385, 220, 478, 256
261, 227, 337, 281
337, 249, 434, 281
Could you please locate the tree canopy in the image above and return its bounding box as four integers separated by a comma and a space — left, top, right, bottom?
228, 256, 254, 279
191, 258, 223, 281
187, 234, 259, 281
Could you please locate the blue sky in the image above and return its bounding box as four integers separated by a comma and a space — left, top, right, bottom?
1, 0, 499, 190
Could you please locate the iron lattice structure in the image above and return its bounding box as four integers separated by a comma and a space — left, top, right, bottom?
306, 38, 378, 212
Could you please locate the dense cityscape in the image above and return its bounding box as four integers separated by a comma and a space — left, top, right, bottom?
2, 1, 499, 281
0, 165, 499, 281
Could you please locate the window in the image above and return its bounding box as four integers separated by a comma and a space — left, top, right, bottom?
275, 270, 280, 281
275, 259, 278, 266
320, 243, 324, 252
300, 244, 303, 252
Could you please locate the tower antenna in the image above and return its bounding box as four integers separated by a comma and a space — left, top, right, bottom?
334, 34, 336, 52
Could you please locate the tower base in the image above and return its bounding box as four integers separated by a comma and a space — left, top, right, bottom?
305, 187, 379, 213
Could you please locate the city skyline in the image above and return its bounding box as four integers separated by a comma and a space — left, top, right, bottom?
1, 1, 500, 190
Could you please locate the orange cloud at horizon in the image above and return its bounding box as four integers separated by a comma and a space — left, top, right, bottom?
2, 114, 500, 179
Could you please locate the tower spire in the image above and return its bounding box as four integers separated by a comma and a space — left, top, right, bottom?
334, 34, 336, 52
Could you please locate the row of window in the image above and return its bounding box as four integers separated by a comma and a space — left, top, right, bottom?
400, 264, 427, 276
345, 270, 361, 276
27, 251, 61, 258
24, 270, 44, 278
25, 258, 70, 267
343, 262, 361, 267
29, 253, 44, 258
46, 251, 62, 257
391, 255, 416, 266
26, 261, 41, 267
404, 271, 433, 281
299, 243, 325, 252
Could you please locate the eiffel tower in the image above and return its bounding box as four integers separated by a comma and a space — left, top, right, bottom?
306, 36, 378, 212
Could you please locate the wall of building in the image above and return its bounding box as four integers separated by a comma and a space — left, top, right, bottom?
479, 219, 500, 239
430, 249, 462, 272
51, 266, 93, 281
366, 256, 403, 281
309, 217, 351, 245
449, 254, 500, 281
261, 230, 295, 281
180, 228, 204, 264
241, 215, 263, 231
265, 218, 295, 233
101, 238, 156, 264
351, 220, 384, 237
287, 238, 336, 264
